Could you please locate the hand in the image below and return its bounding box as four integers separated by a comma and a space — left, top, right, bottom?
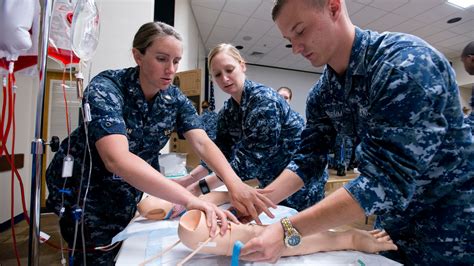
227, 182, 276, 224
240, 222, 285, 263
351, 229, 398, 253
185, 197, 239, 237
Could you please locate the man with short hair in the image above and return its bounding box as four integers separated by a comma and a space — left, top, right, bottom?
240, 0, 474, 264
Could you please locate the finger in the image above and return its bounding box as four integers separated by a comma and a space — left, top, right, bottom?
240, 239, 261, 256
256, 193, 277, 209
253, 215, 262, 225
369, 229, 382, 235
231, 201, 249, 217
205, 209, 217, 238
224, 210, 240, 224
216, 209, 229, 235
256, 188, 275, 194
244, 203, 259, 225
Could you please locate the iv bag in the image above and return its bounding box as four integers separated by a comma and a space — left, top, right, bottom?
71, 0, 100, 62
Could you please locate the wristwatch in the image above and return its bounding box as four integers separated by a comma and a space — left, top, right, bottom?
280, 217, 302, 247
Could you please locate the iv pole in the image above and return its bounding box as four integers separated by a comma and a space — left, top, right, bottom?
28, 0, 52, 265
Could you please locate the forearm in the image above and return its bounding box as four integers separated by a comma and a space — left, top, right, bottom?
105, 151, 196, 206
291, 188, 366, 237
265, 169, 304, 204
179, 165, 209, 187
187, 174, 223, 196
186, 130, 243, 187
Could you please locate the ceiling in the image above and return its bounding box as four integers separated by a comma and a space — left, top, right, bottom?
190, 0, 474, 73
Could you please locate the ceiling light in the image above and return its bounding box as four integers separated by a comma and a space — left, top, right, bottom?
447, 0, 474, 8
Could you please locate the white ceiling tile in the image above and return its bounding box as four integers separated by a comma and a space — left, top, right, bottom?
232, 30, 261, 48
266, 46, 292, 60
424, 30, 458, 44
415, 3, 459, 24
191, 0, 225, 10
197, 22, 214, 41
192, 0, 473, 73
411, 24, 444, 38
241, 18, 274, 35
449, 19, 474, 34
346, 1, 365, 15
366, 13, 408, 32
249, 36, 285, 54
392, 0, 443, 17
223, 0, 262, 16
388, 19, 426, 34
215, 12, 248, 30
191, 5, 220, 25
251, 1, 274, 21
208, 25, 239, 43
351, 6, 388, 27
436, 35, 471, 48
368, 0, 409, 12
354, 0, 373, 5
266, 25, 284, 38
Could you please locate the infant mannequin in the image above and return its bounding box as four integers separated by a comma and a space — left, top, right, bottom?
178, 210, 397, 257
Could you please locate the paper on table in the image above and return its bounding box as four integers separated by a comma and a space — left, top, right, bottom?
111, 216, 178, 245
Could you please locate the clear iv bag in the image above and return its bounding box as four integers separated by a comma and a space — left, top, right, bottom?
71, 0, 100, 61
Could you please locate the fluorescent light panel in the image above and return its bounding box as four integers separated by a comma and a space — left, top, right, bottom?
447, 0, 474, 8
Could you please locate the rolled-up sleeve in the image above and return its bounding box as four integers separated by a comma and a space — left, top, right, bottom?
287, 83, 335, 186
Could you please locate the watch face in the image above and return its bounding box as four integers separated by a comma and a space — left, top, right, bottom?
286, 234, 301, 247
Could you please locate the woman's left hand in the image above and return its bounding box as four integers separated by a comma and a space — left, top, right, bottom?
185, 197, 239, 237
227, 182, 276, 224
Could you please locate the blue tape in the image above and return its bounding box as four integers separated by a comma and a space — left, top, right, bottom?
231, 241, 244, 266
58, 188, 72, 195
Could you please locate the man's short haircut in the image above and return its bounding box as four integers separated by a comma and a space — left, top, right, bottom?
461, 41, 474, 58
272, 0, 327, 21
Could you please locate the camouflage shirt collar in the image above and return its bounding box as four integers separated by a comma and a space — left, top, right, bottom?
347, 27, 369, 76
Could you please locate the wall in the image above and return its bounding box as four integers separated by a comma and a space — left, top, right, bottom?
213, 65, 321, 117
0, 0, 154, 224
451, 57, 473, 109
0, 76, 37, 225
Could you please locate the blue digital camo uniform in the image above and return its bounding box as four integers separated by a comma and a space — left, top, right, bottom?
215, 80, 327, 211
289, 27, 474, 265
46, 67, 203, 265
200, 108, 218, 141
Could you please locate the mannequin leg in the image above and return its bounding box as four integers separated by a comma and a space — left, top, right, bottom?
178, 210, 397, 257
137, 195, 174, 220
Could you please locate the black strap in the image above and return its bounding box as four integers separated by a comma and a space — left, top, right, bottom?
199, 179, 210, 195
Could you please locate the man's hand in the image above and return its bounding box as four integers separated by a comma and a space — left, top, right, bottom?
227, 182, 276, 224
240, 222, 285, 263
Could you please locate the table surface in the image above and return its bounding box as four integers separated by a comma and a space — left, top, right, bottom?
114, 205, 401, 266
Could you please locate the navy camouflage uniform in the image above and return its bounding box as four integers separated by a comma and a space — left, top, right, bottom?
200, 108, 218, 141
46, 67, 203, 265
214, 80, 327, 211
289, 27, 474, 265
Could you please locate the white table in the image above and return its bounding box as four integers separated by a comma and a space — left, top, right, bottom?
114, 206, 401, 266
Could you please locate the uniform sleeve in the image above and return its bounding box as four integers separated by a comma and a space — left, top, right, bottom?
344, 47, 454, 215
84, 74, 127, 144
175, 91, 204, 137
287, 82, 336, 186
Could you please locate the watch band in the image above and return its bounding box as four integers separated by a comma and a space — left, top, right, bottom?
198, 179, 210, 195
280, 217, 293, 234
